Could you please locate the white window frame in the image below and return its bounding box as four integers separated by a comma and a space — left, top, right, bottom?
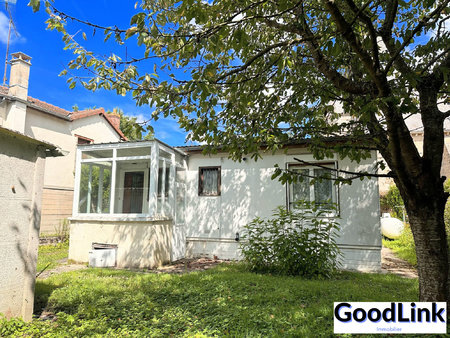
286, 161, 340, 216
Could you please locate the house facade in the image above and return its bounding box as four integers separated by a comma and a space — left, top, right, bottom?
68, 139, 381, 271
0, 52, 126, 233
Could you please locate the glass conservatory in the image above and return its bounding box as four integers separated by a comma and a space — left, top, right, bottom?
72, 140, 187, 222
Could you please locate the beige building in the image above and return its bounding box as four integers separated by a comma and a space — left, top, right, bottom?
0, 126, 62, 321
378, 114, 450, 195
0, 52, 127, 233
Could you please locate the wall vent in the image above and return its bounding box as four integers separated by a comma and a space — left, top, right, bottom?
89, 243, 118, 268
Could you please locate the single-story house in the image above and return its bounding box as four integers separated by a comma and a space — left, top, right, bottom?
0, 126, 62, 321
0, 52, 126, 234
68, 139, 381, 271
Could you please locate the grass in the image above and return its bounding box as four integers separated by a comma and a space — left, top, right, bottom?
383, 226, 417, 266
383, 225, 450, 267
36, 241, 69, 273
0, 264, 420, 337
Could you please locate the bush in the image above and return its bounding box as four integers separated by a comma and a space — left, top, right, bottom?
240, 201, 341, 278
382, 226, 417, 266
380, 184, 405, 221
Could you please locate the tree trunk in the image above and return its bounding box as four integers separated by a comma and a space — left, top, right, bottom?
406, 201, 449, 304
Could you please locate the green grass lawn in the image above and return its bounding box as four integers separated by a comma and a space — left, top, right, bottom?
0, 264, 420, 337
383, 225, 450, 267
36, 241, 69, 273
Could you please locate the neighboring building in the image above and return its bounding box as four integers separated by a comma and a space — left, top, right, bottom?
0, 126, 62, 321
68, 139, 381, 271
0, 52, 127, 233
378, 114, 450, 194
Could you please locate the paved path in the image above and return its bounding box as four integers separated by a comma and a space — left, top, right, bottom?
381, 247, 418, 278
37, 249, 417, 279
37, 259, 87, 279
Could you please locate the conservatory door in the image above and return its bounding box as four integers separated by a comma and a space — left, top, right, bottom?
122, 171, 145, 213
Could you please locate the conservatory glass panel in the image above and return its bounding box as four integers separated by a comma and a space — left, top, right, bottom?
82, 149, 113, 159
157, 159, 171, 215
117, 146, 151, 158
175, 167, 186, 224
78, 162, 112, 213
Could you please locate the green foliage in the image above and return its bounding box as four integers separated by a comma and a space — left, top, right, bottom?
0, 265, 418, 336
240, 201, 341, 278
380, 184, 406, 221
36, 241, 69, 273
108, 108, 153, 141
29, 1, 449, 163
383, 227, 417, 266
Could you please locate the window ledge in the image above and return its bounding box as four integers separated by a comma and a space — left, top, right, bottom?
69, 214, 172, 222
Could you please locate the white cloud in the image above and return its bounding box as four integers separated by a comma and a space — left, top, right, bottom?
0, 11, 26, 45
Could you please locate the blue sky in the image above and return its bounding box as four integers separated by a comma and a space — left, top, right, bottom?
0, 0, 189, 146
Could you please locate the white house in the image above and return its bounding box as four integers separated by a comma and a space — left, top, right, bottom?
0, 52, 126, 233
68, 139, 381, 271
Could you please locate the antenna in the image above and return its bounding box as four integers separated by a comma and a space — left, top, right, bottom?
2, 0, 18, 86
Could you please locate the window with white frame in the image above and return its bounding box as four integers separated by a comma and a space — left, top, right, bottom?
288, 163, 338, 210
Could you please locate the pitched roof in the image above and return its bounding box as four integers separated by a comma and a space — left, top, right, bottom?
70, 108, 127, 140
0, 85, 127, 140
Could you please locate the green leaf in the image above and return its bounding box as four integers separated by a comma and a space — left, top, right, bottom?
28, 0, 40, 12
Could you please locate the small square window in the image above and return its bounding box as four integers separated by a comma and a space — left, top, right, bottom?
198, 166, 221, 196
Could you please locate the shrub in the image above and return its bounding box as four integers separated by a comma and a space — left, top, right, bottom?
382, 226, 417, 266
380, 184, 405, 221
240, 201, 341, 278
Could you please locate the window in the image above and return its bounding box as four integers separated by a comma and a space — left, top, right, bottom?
76, 135, 93, 145
288, 163, 337, 210
78, 162, 112, 214
198, 166, 221, 196
157, 166, 170, 197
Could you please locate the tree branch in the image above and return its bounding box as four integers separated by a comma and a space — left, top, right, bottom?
344, 0, 380, 71
382, 0, 450, 76
324, 0, 387, 94
293, 157, 395, 179
216, 38, 306, 81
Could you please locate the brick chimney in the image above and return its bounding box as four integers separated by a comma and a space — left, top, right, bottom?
109, 108, 121, 130
4, 52, 32, 133
8, 52, 32, 100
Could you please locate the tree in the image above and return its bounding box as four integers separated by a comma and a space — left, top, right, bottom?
108, 108, 153, 141
31, 1, 449, 303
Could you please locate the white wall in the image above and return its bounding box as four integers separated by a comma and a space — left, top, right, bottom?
69, 220, 172, 269
184, 148, 381, 270
25, 108, 74, 188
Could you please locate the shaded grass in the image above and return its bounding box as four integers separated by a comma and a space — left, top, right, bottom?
36, 241, 69, 273
383, 227, 417, 266
0, 264, 420, 337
